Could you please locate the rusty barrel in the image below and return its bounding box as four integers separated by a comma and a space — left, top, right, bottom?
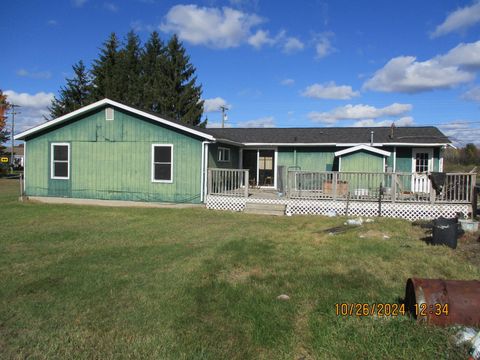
405, 278, 480, 326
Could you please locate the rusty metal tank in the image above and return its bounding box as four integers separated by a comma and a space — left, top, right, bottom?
405, 278, 480, 326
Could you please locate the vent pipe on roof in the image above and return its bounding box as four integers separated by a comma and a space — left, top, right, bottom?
370, 131, 374, 145
390, 122, 396, 139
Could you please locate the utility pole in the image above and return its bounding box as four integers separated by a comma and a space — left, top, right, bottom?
219, 105, 229, 128
9, 104, 21, 166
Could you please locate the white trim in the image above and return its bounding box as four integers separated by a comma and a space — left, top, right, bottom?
151, 144, 174, 183
23, 141, 27, 193
338, 157, 342, 172
274, 148, 278, 190
383, 157, 386, 172
105, 107, 114, 121
334, 144, 391, 157
242, 142, 449, 147
393, 146, 397, 172
439, 154, 444, 172
256, 150, 260, 185
14, 98, 215, 141
50, 142, 70, 180
201, 142, 205, 202
217, 146, 231, 162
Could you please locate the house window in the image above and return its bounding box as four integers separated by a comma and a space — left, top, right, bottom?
51, 143, 70, 179
152, 144, 173, 182
218, 147, 231, 162
415, 152, 430, 173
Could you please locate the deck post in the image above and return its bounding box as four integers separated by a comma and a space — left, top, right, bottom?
471, 173, 477, 220
392, 173, 397, 203
244, 170, 249, 198
332, 172, 338, 201
207, 169, 212, 195
429, 175, 436, 204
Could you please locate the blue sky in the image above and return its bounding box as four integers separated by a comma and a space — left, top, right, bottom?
2, 0, 480, 145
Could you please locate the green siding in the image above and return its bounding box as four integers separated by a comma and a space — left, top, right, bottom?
208, 143, 240, 169
277, 147, 336, 171
340, 150, 384, 172
25, 108, 204, 203
395, 147, 412, 173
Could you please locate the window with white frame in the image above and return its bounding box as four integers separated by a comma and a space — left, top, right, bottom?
218, 147, 231, 162
152, 144, 173, 182
51, 143, 70, 179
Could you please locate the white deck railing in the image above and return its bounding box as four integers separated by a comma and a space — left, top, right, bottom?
287, 171, 476, 204
207, 168, 249, 197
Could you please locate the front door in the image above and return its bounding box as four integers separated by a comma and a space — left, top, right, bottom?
242, 150, 257, 186
412, 148, 433, 193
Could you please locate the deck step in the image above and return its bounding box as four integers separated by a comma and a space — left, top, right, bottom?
244, 202, 286, 216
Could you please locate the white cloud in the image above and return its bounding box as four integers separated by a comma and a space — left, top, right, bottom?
307, 103, 412, 124
3, 90, 55, 134
364, 41, 480, 93
314, 32, 335, 59
203, 97, 230, 112
462, 86, 480, 101
104, 2, 118, 12
283, 37, 304, 53
431, 1, 480, 38
160, 5, 263, 48
440, 121, 480, 146
206, 122, 233, 128
302, 82, 360, 100
248, 29, 276, 49
72, 0, 87, 7
16, 69, 52, 80
237, 116, 275, 127
281, 78, 295, 86
352, 116, 414, 127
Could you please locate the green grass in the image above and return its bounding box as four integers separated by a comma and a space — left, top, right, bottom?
0, 179, 478, 359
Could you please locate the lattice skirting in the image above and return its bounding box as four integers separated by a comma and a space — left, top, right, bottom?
206, 195, 246, 212
286, 199, 470, 221
206, 195, 471, 220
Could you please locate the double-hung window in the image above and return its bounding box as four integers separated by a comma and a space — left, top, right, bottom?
152, 144, 173, 182
51, 143, 70, 179
218, 147, 231, 162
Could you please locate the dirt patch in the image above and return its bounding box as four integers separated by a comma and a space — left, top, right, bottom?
218, 266, 264, 284
457, 231, 480, 267
358, 230, 390, 240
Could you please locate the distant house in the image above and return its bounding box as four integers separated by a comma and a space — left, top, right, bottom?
14, 98, 453, 206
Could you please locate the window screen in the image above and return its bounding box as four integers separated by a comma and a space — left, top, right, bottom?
51, 144, 69, 179
153, 145, 172, 181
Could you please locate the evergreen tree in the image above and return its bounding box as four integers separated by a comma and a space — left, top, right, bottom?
117, 31, 143, 106
48, 60, 92, 119
163, 35, 204, 125
91, 32, 121, 101
0, 90, 10, 155
142, 31, 166, 113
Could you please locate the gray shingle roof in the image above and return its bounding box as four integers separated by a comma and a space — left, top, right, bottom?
203, 126, 450, 145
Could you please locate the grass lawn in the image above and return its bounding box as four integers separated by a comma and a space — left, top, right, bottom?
0, 179, 479, 359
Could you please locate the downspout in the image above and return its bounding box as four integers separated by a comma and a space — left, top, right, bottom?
200, 141, 214, 203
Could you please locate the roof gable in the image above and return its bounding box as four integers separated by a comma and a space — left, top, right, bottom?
334, 145, 391, 157
14, 99, 215, 141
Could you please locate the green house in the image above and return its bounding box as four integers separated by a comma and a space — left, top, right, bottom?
15, 99, 451, 204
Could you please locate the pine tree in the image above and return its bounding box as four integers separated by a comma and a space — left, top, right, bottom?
117, 31, 143, 106
0, 90, 10, 155
91, 32, 121, 101
142, 31, 166, 113
48, 60, 92, 119
162, 35, 204, 125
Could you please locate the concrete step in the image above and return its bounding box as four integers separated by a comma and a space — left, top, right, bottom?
244, 202, 286, 216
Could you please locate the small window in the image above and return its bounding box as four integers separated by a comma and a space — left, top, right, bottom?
152, 144, 173, 182
105, 107, 114, 121
51, 143, 70, 179
218, 147, 231, 162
